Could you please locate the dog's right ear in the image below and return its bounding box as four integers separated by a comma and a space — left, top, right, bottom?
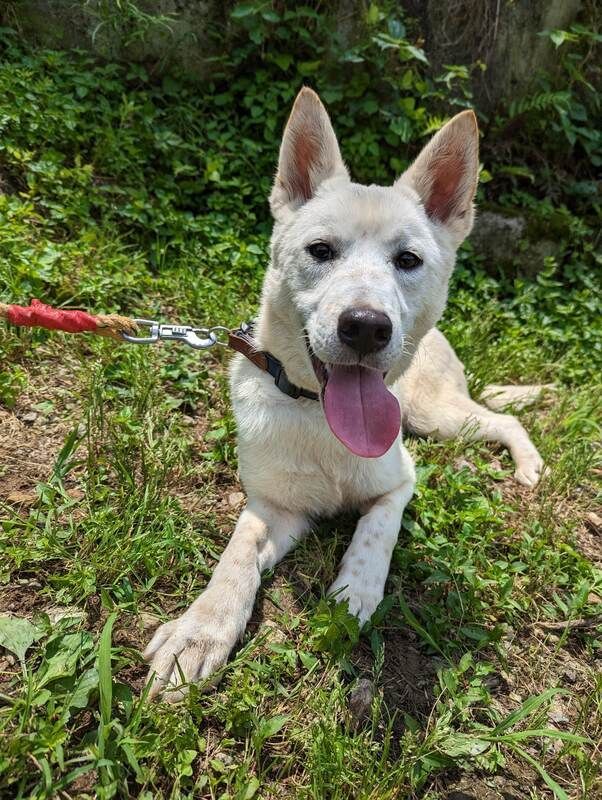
270, 87, 349, 219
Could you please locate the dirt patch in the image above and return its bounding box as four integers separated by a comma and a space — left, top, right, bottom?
0, 406, 68, 499
252, 571, 307, 627
437, 764, 531, 800
67, 768, 98, 798
352, 629, 437, 721
0, 583, 49, 616
574, 520, 602, 568
0, 354, 85, 503
495, 626, 599, 716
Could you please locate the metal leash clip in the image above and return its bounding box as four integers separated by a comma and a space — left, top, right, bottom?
122, 319, 230, 350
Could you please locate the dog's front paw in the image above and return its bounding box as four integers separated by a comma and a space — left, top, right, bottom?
514, 450, 546, 488
143, 600, 237, 702
329, 573, 383, 625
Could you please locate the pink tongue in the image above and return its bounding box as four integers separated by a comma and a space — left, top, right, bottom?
323, 365, 401, 458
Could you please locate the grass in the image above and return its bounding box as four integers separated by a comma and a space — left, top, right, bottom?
0, 24, 601, 800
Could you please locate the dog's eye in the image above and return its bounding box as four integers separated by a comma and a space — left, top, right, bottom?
394, 251, 422, 271
307, 242, 335, 261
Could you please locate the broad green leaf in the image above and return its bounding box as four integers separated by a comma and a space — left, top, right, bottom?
243, 777, 260, 799
299, 650, 319, 670
0, 615, 44, 662
231, 4, 256, 19
271, 53, 293, 71
459, 625, 490, 642
298, 60, 321, 75
69, 666, 99, 709
258, 714, 289, 741
550, 29, 569, 48
31, 689, 52, 707
176, 748, 197, 777
37, 632, 93, 688
366, 4, 380, 25
402, 44, 429, 64
439, 733, 490, 757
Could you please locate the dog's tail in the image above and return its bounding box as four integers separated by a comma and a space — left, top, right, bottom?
480, 383, 556, 412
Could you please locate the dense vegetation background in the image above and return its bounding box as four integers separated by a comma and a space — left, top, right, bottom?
0, 2, 600, 799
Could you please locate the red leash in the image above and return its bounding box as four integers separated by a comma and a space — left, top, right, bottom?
0, 299, 138, 340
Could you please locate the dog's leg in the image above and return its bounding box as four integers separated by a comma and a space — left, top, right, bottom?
329, 470, 415, 624
480, 383, 555, 412
144, 498, 308, 701
403, 330, 546, 487
409, 393, 544, 487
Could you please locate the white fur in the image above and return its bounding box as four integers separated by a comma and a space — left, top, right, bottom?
145, 89, 546, 700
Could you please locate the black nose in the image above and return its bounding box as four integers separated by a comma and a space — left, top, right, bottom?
337, 307, 392, 355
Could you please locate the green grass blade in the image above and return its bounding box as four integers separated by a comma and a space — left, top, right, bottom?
497, 728, 589, 744
397, 592, 447, 659
491, 688, 566, 735
98, 612, 117, 727
97, 611, 117, 760
511, 743, 570, 800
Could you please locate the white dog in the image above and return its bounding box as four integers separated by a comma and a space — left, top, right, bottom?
145, 88, 545, 700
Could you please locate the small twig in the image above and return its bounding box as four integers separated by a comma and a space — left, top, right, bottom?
492, 0, 501, 44
534, 615, 602, 632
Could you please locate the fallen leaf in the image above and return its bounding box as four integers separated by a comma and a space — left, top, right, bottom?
43, 606, 87, 624
139, 611, 161, 630
453, 458, 476, 473
228, 491, 245, 508
6, 490, 37, 506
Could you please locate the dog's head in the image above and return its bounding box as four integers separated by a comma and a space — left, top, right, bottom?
266, 88, 479, 458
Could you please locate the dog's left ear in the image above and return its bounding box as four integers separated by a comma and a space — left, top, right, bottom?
270, 87, 349, 219
396, 110, 479, 243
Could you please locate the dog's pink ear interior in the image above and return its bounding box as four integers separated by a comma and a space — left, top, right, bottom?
270, 87, 348, 217
397, 110, 479, 241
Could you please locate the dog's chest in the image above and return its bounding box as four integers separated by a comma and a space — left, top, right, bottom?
230, 359, 405, 516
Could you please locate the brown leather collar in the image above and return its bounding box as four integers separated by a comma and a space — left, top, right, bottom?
228, 322, 319, 401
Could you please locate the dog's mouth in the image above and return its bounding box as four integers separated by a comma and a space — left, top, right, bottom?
309, 350, 401, 459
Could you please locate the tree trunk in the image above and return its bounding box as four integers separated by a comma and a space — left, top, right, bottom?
415, 0, 582, 112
